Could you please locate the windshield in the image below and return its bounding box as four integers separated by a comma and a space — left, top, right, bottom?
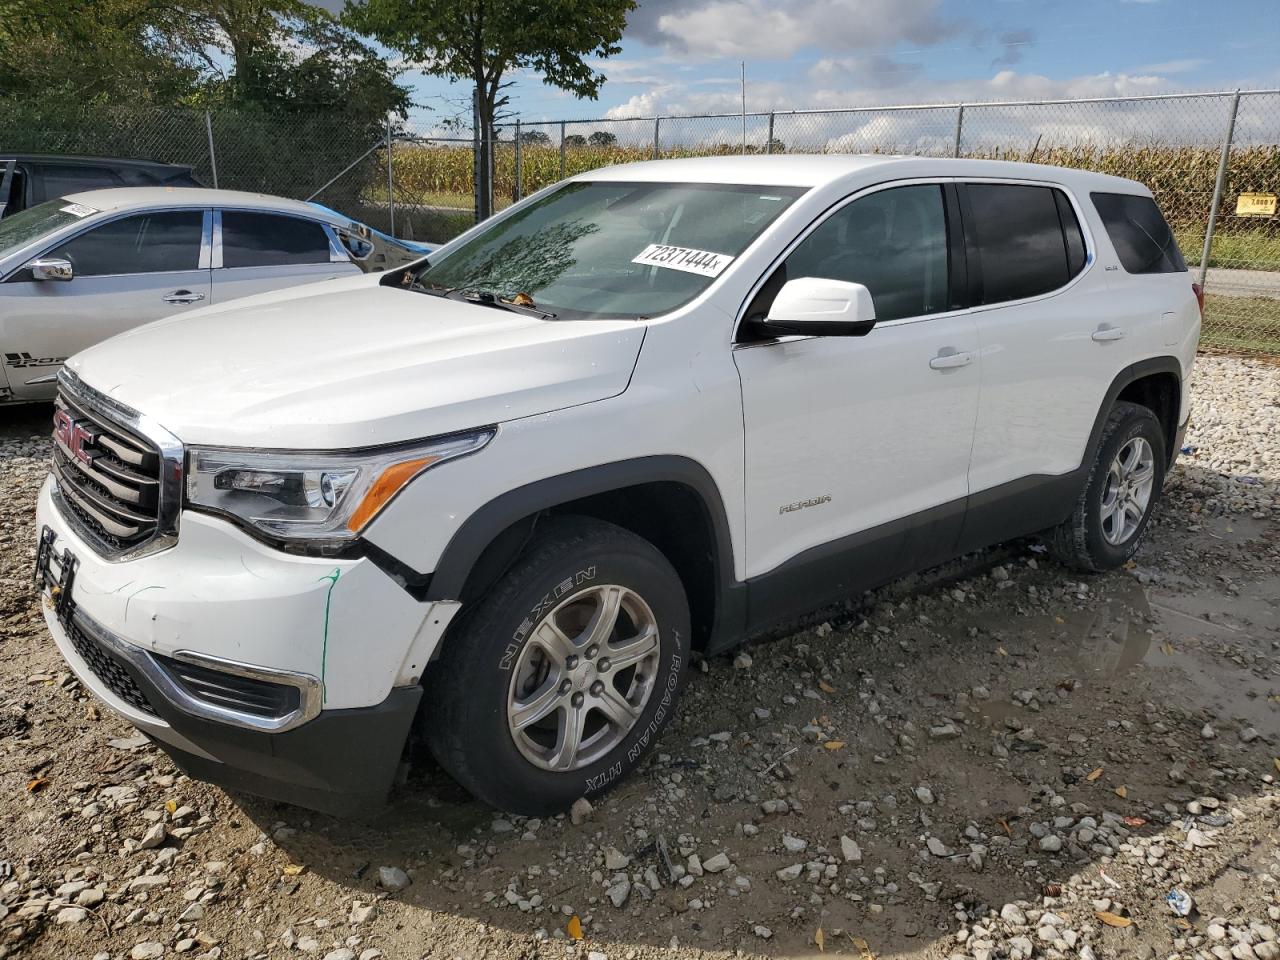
413, 181, 805, 320
0, 198, 88, 262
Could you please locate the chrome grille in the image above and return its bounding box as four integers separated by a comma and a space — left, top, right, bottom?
50, 371, 183, 560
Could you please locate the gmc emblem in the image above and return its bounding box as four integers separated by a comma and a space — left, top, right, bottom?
53, 409, 99, 466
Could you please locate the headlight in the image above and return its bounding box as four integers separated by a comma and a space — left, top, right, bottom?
186, 429, 494, 548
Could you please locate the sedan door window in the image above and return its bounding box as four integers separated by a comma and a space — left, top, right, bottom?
50, 211, 204, 276
221, 212, 332, 268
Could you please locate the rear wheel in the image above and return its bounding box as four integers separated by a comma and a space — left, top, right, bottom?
423, 517, 690, 815
1047, 401, 1166, 571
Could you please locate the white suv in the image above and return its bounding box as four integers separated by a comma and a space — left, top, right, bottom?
34, 156, 1200, 816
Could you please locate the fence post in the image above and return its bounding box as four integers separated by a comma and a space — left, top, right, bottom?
514, 120, 523, 202
559, 121, 566, 180
653, 118, 661, 160
1199, 90, 1240, 288
204, 111, 218, 189
766, 112, 775, 154
953, 104, 965, 158
385, 118, 395, 237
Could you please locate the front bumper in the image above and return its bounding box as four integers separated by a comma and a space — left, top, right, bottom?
36, 475, 457, 814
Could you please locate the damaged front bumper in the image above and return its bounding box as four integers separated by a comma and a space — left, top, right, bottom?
35, 475, 457, 815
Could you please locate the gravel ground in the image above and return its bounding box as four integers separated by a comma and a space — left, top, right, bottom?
0, 354, 1277, 960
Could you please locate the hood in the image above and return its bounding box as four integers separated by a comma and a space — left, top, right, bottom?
68, 275, 646, 448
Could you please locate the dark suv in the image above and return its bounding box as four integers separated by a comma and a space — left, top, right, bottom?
0, 155, 202, 219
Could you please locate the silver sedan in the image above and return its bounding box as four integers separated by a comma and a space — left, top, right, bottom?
0, 187, 430, 403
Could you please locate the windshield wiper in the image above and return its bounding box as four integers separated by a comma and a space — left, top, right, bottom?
445, 288, 557, 320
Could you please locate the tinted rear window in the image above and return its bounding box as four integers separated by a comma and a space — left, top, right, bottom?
1091, 192, 1186, 274
966, 183, 1082, 304
221, 211, 331, 268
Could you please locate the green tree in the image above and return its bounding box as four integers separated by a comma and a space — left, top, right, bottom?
0, 0, 205, 100
563, 133, 587, 147
518, 129, 552, 144
587, 130, 617, 147
344, 0, 635, 219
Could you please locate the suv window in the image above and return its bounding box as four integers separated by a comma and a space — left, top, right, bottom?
221, 212, 331, 268
52, 210, 204, 276
31, 164, 123, 203
965, 183, 1088, 304
771, 184, 949, 322
1091, 192, 1187, 274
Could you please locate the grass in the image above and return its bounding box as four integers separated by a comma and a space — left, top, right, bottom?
1203, 294, 1280, 354
1178, 226, 1280, 271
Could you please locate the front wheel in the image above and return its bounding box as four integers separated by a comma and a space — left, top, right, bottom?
423, 517, 690, 815
1047, 401, 1167, 571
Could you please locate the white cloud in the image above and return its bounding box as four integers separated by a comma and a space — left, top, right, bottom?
1134, 58, 1209, 74
631, 0, 960, 59
593, 67, 1245, 153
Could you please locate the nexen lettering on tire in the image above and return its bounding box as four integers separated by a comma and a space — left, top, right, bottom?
499, 565, 597, 671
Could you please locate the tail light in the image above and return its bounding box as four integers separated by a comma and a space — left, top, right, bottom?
1191, 281, 1205, 318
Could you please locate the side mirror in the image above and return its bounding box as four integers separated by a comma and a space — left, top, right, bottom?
30, 258, 74, 282
762, 277, 876, 337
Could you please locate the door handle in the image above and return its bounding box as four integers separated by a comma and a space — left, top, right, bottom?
1092, 325, 1126, 342
929, 349, 974, 370
163, 289, 206, 304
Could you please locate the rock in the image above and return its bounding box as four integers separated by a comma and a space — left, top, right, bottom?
929, 722, 961, 740
776, 863, 804, 881
378, 865, 411, 890
603, 846, 631, 870
782, 834, 808, 853
754, 925, 773, 939
177, 903, 204, 922
109, 734, 151, 750
1039, 835, 1063, 852
1187, 829, 1217, 848
349, 901, 376, 924
733, 652, 753, 669
55, 906, 88, 924
131, 944, 165, 960
927, 837, 952, 857
323, 950, 356, 960
702, 852, 731, 873
915, 785, 935, 804
588, 953, 608, 960
1202, 723, 1217, 739
76, 888, 105, 907
138, 822, 166, 850
570, 797, 594, 825
1240, 727, 1259, 743
1001, 903, 1028, 925
840, 836, 862, 863
606, 879, 630, 908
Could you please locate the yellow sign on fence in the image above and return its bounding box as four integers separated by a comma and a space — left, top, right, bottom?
1236, 192, 1277, 217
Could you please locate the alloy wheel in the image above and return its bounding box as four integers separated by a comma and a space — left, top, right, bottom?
506, 584, 661, 772
1100, 436, 1155, 545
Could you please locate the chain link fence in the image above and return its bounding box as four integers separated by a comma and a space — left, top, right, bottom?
3, 91, 1278, 353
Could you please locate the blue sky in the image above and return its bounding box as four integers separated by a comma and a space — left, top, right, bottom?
320, 0, 1280, 130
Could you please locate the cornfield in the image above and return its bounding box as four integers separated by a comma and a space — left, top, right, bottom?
385, 141, 1280, 243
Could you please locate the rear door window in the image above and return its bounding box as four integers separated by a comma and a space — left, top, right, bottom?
965, 183, 1085, 305
1090, 192, 1187, 274
221, 212, 331, 268
51, 210, 204, 276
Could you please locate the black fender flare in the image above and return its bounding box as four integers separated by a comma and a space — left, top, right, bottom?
422, 455, 745, 643
1084, 355, 1184, 469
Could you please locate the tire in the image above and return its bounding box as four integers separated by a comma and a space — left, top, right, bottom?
423, 516, 691, 815
1047, 401, 1167, 572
